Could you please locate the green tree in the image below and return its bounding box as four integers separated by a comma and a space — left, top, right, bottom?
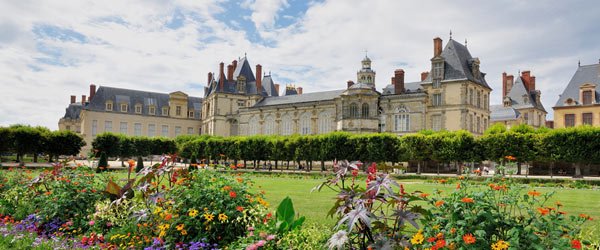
92, 132, 121, 157
0, 127, 14, 162
44, 130, 86, 162
96, 151, 109, 173
10, 125, 48, 162
401, 133, 432, 174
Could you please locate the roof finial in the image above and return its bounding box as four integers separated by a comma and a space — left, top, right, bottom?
578, 60, 581, 67
449, 29, 452, 39
464, 38, 467, 47
364, 49, 368, 58
244, 52, 247, 57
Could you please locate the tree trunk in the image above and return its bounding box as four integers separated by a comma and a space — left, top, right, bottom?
286, 160, 290, 170
456, 162, 461, 175
574, 163, 582, 178
33, 153, 38, 163
517, 162, 522, 175
275, 160, 278, 170
243, 160, 247, 169
549, 162, 553, 178
417, 161, 421, 175
321, 161, 325, 172
437, 162, 440, 175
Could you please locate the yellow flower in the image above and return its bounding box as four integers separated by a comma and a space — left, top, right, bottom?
181, 229, 188, 235
204, 213, 214, 222
176, 224, 185, 231
188, 209, 199, 217
218, 213, 228, 222
410, 230, 424, 245
158, 223, 170, 231
159, 230, 166, 238
153, 207, 163, 214
491, 240, 510, 250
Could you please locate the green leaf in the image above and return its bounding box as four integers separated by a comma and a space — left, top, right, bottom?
276, 196, 295, 224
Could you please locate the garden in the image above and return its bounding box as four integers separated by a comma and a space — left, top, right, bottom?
0, 124, 600, 249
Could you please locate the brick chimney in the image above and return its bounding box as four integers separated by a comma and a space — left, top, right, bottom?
207, 72, 213, 84
394, 69, 405, 94
506, 74, 514, 95
530, 76, 536, 91
296, 87, 303, 95
81, 95, 86, 104
502, 72, 507, 98
255, 64, 262, 93
433, 37, 442, 57
274, 84, 280, 95
347, 80, 354, 88
421, 72, 429, 81
227, 64, 234, 81
70, 95, 76, 104
232, 60, 238, 70
219, 62, 225, 91
89, 84, 96, 101
521, 70, 531, 92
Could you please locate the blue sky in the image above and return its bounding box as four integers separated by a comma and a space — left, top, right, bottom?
1, 0, 599, 129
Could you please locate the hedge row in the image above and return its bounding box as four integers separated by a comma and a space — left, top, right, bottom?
0, 125, 85, 162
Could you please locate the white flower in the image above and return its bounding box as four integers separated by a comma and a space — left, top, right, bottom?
327, 230, 348, 250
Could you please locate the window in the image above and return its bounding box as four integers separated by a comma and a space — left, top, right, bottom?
476, 91, 481, 108
469, 89, 473, 105
248, 116, 259, 135
349, 103, 359, 118
176, 106, 182, 116
162, 107, 169, 116
104, 121, 112, 132
135, 105, 142, 114
120, 122, 127, 134
361, 103, 369, 118
92, 120, 98, 137
318, 111, 332, 133
433, 79, 441, 88
565, 114, 575, 127
134, 123, 142, 136
187, 127, 194, 135
264, 115, 276, 135
583, 113, 593, 125
395, 114, 410, 132
469, 114, 473, 132
484, 94, 488, 109
105, 102, 113, 111
161, 125, 168, 136
175, 126, 181, 136
188, 111, 194, 118
476, 117, 481, 133
281, 114, 293, 135
66, 125, 71, 131
538, 114, 542, 126
432, 93, 442, 106
583, 90, 593, 105
524, 113, 529, 125
237, 100, 245, 107
300, 112, 311, 135
432, 62, 443, 79
149, 106, 156, 115
432, 115, 442, 131
120, 104, 128, 112
484, 118, 488, 130
148, 124, 156, 137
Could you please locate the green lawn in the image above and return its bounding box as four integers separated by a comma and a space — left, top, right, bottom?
249, 175, 600, 233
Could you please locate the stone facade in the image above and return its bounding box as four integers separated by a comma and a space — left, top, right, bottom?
553, 62, 600, 128
490, 71, 547, 129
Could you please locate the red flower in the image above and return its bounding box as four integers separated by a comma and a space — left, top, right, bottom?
462, 233, 476, 244
236, 206, 244, 212
229, 191, 237, 198
537, 207, 550, 216
571, 239, 582, 249
461, 197, 474, 203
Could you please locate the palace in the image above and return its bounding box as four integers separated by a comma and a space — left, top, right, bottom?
59, 36, 493, 153
552, 61, 600, 128
490, 70, 547, 128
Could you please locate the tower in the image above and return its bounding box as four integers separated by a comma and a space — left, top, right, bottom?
357, 55, 376, 88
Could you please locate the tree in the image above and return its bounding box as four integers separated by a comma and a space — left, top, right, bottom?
44, 130, 86, 162
401, 133, 432, 174
92, 133, 121, 157
136, 156, 144, 173
10, 125, 48, 162
542, 126, 600, 177
96, 151, 109, 173
0, 127, 13, 162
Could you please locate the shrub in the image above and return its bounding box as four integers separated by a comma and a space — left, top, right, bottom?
96, 152, 108, 173
135, 156, 144, 173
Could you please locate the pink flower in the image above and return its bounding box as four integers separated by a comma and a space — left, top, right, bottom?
257, 240, 266, 247
88, 220, 95, 226
266, 235, 276, 241
245, 244, 258, 250
248, 226, 255, 231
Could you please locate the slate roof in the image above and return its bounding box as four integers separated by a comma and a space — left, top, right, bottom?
490, 104, 520, 121
205, 56, 279, 98
253, 89, 345, 107
381, 81, 424, 95
86, 86, 202, 119
424, 39, 491, 89
504, 76, 545, 111
62, 103, 83, 119
554, 64, 600, 107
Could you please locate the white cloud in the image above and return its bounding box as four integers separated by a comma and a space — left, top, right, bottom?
248, 0, 289, 31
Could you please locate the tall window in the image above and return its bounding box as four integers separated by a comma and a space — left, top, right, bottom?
583, 113, 593, 125
162, 107, 169, 116
92, 120, 98, 137
175, 126, 181, 136
300, 112, 311, 135
484, 94, 488, 109
349, 103, 359, 118
134, 123, 142, 136
281, 114, 293, 135
176, 106, 182, 116
361, 103, 369, 118
105, 102, 113, 111
148, 124, 156, 137
476, 117, 481, 133
432, 62, 443, 79
433, 79, 441, 88
135, 105, 142, 114
432, 93, 442, 106
318, 111, 332, 133
565, 114, 575, 127
476, 91, 481, 108
524, 113, 529, 125
469, 89, 473, 105
187, 127, 194, 135
104, 121, 112, 132
484, 118, 488, 130
395, 114, 410, 132
149, 106, 156, 115
248, 116, 259, 135
120, 104, 128, 112
468, 114, 473, 132
120, 122, 127, 134
264, 115, 275, 135
582, 90, 593, 105
432, 115, 442, 131
161, 125, 168, 136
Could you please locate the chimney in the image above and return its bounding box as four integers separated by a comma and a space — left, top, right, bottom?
502, 72, 507, 98
506, 75, 514, 95
207, 72, 213, 84
255, 64, 262, 93
227, 64, 234, 81
274, 84, 280, 95
232, 60, 238, 70
421, 72, 429, 81
219, 62, 225, 91
81, 95, 86, 104
530, 76, 536, 91
433, 37, 442, 57
347, 80, 354, 88
394, 69, 405, 94
89, 84, 96, 101
70, 95, 76, 104
296, 87, 303, 95
521, 70, 531, 92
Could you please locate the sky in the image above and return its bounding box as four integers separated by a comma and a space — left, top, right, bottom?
1, 0, 599, 130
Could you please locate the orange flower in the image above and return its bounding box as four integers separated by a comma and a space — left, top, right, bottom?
579, 214, 593, 220
537, 207, 549, 216
427, 237, 436, 243
420, 193, 430, 198
555, 201, 562, 207
127, 159, 136, 168
458, 176, 465, 180
450, 228, 456, 234
229, 191, 237, 198
505, 155, 516, 161
165, 214, 173, 221
435, 239, 446, 249
436, 232, 444, 239
463, 233, 476, 244
222, 186, 232, 191
236, 206, 244, 212
456, 183, 461, 189
438, 179, 448, 184
461, 197, 474, 203
435, 200, 445, 207
528, 190, 541, 197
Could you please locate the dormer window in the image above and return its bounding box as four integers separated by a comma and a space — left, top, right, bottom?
522, 95, 529, 104
120, 104, 128, 112
176, 106, 182, 116
582, 90, 592, 105
469, 58, 481, 78
105, 101, 113, 111
503, 96, 512, 107
237, 75, 247, 93
148, 106, 156, 115
135, 104, 142, 114
565, 98, 575, 106
188, 111, 194, 118
432, 61, 444, 79
162, 106, 169, 116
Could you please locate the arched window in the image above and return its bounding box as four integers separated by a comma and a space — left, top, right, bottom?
350, 103, 359, 118
248, 116, 259, 135
394, 106, 410, 132
318, 111, 332, 133
362, 103, 369, 118
300, 112, 311, 135
264, 115, 275, 135
230, 119, 238, 136
367, 76, 372, 83
281, 114, 293, 135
